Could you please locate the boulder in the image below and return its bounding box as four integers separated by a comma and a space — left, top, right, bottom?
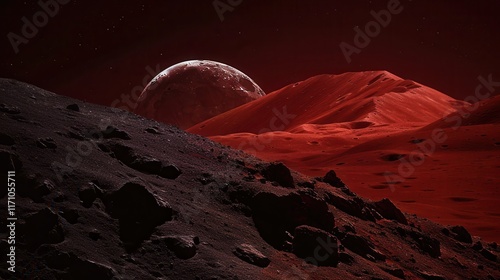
251, 192, 335, 250
107, 182, 172, 249
78, 182, 102, 207
293, 225, 338, 267
449, 225, 473, 244
260, 162, 294, 188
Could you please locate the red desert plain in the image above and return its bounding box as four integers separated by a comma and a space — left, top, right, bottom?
189, 70, 500, 242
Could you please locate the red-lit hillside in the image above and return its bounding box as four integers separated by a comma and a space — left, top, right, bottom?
188, 71, 500, 242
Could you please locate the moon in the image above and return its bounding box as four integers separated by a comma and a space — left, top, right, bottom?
134, 60, 265, 129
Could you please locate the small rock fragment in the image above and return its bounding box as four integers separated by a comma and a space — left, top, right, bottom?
381, 266, 406, 279
101, 125, 131, 140
78, 182, 102, 207
233, 244, 270, 268
160, 164, 181, 179
419, 271, 446, 280
156, 235, 198, 259
66, 103, 80, 112
145, 127, 161, 134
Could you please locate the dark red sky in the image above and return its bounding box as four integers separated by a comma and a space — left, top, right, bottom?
1, 0, 499, 107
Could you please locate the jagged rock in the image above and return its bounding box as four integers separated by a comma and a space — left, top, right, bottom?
480, 248, 497, 261
101, 125, 131, 140
154, 235, 198, 259
449, 225, 473, 243
373, 198, 408, 225
323, 170, 346, 188
341, 233, 386, 261
23, 208, 65, 247
325, 191, 375, 222
0, 132, 15, 146
450, 256, 467, 269
293, 225, 338, 267
78, 182, 103, 207
107, 182, 172, 249
233, 244, 270, 267
251, 192, 335, 250
260, 162, 294, 188
66, 103, 80, 111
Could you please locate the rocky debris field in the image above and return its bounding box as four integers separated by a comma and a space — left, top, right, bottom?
0, 78, 499, 279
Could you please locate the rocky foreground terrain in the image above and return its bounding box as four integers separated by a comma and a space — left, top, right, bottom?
0, 78, 499, 279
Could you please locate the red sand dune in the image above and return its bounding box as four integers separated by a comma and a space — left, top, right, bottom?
188, 71, 500, 242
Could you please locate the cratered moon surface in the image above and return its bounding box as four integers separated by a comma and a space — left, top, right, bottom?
134, 60, 265, 129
